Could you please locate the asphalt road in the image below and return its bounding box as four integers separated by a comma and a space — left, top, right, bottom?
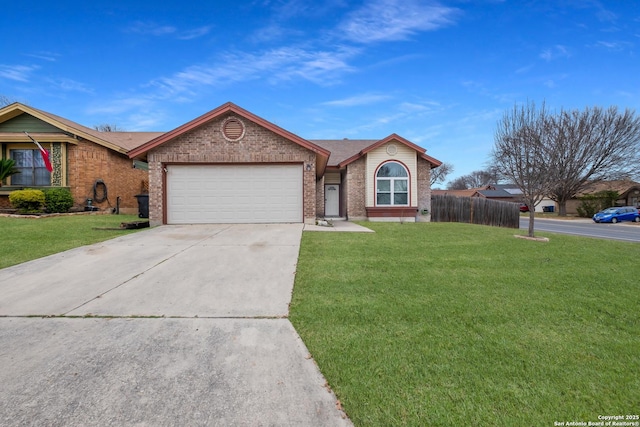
520, 217, 640, 242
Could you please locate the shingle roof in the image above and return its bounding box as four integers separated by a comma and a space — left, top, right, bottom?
477, 189, 515, 198
310, 139, 377, 167
577, 179, 640, 196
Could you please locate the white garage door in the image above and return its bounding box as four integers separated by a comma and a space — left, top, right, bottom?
167, 164, 303, 224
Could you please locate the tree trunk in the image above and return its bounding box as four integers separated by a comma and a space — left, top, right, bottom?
558, 202, 567, 216
528, 210, 536, 237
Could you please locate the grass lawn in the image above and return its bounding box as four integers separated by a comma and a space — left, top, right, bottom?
1, 213, 145, 269
290, 222, 639, 426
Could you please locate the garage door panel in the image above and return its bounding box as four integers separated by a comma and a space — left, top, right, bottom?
167, 165, 302, 224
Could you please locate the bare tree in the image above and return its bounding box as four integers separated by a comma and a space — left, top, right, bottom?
547, 106, 640, 215
1, 95, 17, 107
445, 169, 496, 190
465, 170, 495, 188
430, 162, 454, 187
492, 101, 553, 237
446, 176, 468, 190
94, 123, 125, 132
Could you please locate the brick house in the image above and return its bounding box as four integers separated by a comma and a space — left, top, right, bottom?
128, 102, 442, 225
0, 103, 162, 213
2, 102, 442, 224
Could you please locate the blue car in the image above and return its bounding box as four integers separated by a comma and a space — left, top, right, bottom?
592, 207, 640, 223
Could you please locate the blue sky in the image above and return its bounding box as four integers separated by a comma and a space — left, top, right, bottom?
2, 0, 638, 184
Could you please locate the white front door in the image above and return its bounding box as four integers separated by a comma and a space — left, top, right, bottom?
325, 185, 339, 217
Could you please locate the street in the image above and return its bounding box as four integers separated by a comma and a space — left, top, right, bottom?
520, 217, 640, 243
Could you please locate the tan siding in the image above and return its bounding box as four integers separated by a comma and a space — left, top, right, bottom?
365, 142, 417, 207
324, 172, 341, 184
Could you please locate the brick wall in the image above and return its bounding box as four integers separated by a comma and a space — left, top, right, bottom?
67, 139, 148, 214
147, 113, 317, 225
0, 195, 10, 209
417, 157, 433, 222
316, 176, 325, 218
345, 157, 367, 220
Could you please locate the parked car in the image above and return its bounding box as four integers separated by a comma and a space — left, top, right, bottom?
519, 203, 529, 212
592, 207, 640, 223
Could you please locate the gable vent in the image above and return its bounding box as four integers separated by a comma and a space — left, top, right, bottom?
222, 117, 245, 141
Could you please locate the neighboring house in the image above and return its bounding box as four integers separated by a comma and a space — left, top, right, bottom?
566, 179, 640, 214
0, 103, 162, 213
1, 102, 442, 224
433, 185, 516, 200
128, 102, 442, 225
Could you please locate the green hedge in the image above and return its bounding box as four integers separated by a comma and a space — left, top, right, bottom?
576, 190, 619, 217
9, 189, 46, 213
45, 188, 74, 213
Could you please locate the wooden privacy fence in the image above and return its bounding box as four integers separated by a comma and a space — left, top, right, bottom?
431, 195, 520, 228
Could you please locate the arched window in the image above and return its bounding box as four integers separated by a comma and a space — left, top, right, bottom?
376, 161, 408, 206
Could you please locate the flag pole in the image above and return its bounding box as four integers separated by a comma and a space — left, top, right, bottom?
23, 131, 53, 172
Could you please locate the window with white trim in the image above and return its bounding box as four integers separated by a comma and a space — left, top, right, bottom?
10, 149, 51, 186
376, 161, 408, 206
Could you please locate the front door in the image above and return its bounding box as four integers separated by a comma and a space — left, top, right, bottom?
325, 185, 340, 217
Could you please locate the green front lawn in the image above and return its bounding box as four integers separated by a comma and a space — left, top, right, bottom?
1, 214, 144, 269
290, 222, 639, 426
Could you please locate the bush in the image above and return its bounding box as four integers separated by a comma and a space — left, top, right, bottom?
576, 198, 600, 218
45, 188, 74, 213
576, 190, 619, 218
9, 189, 45, 213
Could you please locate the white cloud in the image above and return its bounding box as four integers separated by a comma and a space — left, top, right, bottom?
595, 40, 631, 51
338, 0, 459, 43
399, 101, 440, 113
539, 45, 570, 61
125, 21, 177, 36
149, 45, 358, 96
322, 93, 391, 107
178, 26, 212, 40
46, 77, 94, 94
0, 64, 39, 82
515, 64, 534, 74
24, 51, 60, 62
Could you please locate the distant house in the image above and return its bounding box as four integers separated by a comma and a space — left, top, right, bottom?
433, 185, 519, 201
2, 102, 443, 223
565, 179, 640, 214
0, 103, 162, 214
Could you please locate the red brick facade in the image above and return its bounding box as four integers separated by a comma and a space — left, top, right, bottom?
67, 139, 148, 213
146, 113, 317, 225
345, 157, 367, 220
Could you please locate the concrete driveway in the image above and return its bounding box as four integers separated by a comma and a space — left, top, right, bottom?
0, 224, 351, 426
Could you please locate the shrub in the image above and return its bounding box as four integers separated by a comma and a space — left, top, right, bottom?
9, 189, 45, 213
45, 188, 74, 213
576, 190, 619, 218
576, 198, 600, 218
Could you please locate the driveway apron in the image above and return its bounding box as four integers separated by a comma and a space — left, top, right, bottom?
0, 224, 351, 426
